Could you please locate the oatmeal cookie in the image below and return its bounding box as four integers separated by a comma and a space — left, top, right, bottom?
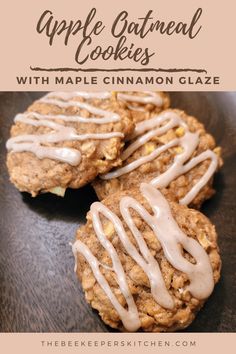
6, 91, 134, 196
115, 91, 170, 124
93, 109, 223, 208
72, 183, 221, 332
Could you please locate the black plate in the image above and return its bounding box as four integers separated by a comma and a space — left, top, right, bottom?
0, 92, 235, 332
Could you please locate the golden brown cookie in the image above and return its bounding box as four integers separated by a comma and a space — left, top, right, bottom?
72, 183, 221, 332
115, 91, 170, 123
6, 92, 134, 196
93, 109, 223, 209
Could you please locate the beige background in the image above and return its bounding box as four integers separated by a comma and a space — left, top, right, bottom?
0, 0, 235, 90
0, 333, 235, 354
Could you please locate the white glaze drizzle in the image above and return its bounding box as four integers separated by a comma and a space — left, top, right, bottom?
45, 91, 111, 101
40, 95, 120, 123
101, 111, 218, 205
72, 239, 141, 332
72, 183, 214, 331
117, 91, 163, 109
6, 92, 124, 166
45, 91, 164, 111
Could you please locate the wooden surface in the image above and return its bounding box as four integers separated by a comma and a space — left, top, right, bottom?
0, 92, 235, 332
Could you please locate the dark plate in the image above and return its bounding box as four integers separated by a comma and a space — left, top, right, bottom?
0, 92, 235, 332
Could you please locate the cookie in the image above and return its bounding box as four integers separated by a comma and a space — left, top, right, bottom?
6, 91, 134, 197
115, 91, 170, 123
93, 109, 223, 208
72, 183, 221, 332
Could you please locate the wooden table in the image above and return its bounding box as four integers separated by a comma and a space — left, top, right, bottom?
0, 92, 235, 332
